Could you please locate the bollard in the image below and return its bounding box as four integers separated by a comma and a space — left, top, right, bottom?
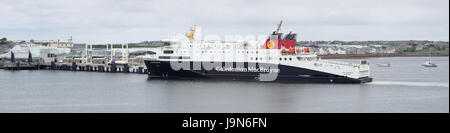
16, 62, 20, 70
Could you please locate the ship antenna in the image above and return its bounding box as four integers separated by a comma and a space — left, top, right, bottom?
275, 20, 283, 34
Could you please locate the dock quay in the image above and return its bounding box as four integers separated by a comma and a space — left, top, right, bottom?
1, 43, 149, 74
2, 61, 148, 74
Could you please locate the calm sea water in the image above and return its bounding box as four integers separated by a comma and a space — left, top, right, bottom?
0, 57, 448, 113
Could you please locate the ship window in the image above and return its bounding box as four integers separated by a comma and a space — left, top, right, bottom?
361, 60, 368, 64
284, 58, 287, 60
289, 58, 292, 61
158, 56, 191, 59
158, 56, 171, 59
163, 50, 174, 54
255, 58, 258, 60
250, 57, 253, 60
180, 56, 191, 59
279, 58, 282, 61
260, 57, 262, 60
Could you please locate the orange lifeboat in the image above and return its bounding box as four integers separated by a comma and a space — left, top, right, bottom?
282, 48, 295, 54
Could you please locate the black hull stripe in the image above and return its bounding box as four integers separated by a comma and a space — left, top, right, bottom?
144, 60, 372, 83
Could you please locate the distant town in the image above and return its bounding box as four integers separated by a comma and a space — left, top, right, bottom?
1, 37, 449, 58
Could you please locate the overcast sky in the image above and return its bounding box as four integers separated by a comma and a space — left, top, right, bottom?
0, 0, 448, 43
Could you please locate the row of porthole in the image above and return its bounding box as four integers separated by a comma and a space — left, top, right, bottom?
194, 51, 262, 54
250, 57, 263, 60
238, 51, 259, 54
181, 50, 264, 54
248, 57, 293, 61
178, 50, 252, 54
280, 58, 293, 61
171, 50, 303, 62
173, 50, 302, 62
176, 51, 191, 53
200, 51, 229, 54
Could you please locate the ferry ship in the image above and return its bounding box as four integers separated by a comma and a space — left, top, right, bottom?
144, 21, 373, 83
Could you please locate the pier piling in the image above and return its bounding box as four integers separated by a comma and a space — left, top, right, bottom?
72, 62, 77, 71
50, 62, 56, 70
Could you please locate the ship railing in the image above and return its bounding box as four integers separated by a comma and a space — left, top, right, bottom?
319, 60, 359, 67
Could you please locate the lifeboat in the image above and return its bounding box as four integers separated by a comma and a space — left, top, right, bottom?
282, 48, 295, 54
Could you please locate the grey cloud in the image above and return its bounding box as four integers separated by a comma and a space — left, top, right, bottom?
0, 0, 448, 43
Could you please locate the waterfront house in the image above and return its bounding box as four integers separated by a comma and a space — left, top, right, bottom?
415, 45, 424, 51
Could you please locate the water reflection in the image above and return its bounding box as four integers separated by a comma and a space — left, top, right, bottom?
0, 57, 448, 112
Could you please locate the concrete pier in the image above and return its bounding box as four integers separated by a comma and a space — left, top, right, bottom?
2, 61, 147, 74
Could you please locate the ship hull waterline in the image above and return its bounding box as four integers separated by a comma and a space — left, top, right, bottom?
144, 60, 373, 84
